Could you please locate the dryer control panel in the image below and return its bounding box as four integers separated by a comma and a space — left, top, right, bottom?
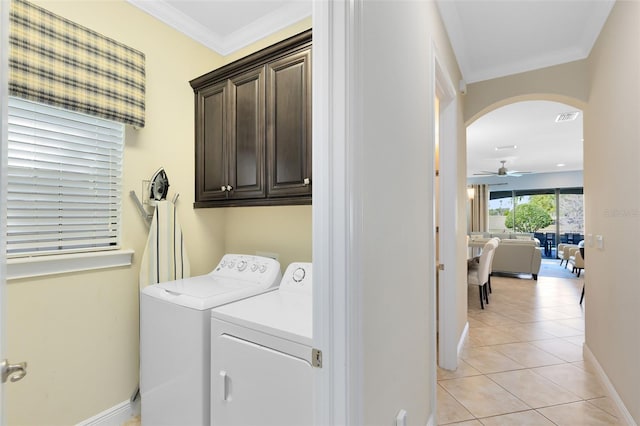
280, 262, 312, 294
213, 254, 281, 287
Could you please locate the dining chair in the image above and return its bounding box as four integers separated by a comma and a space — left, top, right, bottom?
468, 239, 498, 309
545, 232, 556, 257
579, 244, 586, 304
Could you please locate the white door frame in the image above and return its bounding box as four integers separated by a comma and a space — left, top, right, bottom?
433, 49, 460, 371
312, 1, 363, 424
1, 0, 10, 421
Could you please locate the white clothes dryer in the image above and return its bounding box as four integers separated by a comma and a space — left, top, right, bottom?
210, 262, 313, 426
140, 254, 281, 426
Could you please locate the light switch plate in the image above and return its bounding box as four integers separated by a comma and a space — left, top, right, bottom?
596, 235, 604, 249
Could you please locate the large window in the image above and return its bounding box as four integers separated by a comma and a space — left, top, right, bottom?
489, 187, 584, 245
488, 192, 514, 232
7, 97, 124, 256
558, 188, 584, 243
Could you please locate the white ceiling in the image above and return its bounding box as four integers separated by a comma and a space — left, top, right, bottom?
437, 0, 613, 178
127, 0, 311, 56
466, 100, 583, 176
127, 0, 614, 179
436, 0, 615, 85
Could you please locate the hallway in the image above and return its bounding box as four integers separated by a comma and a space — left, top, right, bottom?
437, 273, 622, 425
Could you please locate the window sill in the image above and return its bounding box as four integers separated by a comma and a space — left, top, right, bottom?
7, 249, 134, 281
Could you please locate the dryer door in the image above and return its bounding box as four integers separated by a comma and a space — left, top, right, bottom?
212, 334, 313, 426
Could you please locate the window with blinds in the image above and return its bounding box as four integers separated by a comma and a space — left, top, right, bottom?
7, 97, 124, 256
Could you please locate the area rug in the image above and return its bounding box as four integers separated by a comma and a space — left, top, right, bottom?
538, 258, 582, 279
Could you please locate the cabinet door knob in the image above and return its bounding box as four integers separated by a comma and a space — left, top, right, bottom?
226, 185, 233, 191
303, 178, 311, 186
221, 185, 227, 192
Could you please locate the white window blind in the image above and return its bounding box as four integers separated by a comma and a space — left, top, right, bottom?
7, 97, 124, 256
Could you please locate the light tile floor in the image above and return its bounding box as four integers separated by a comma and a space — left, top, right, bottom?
437, 273, 624, 425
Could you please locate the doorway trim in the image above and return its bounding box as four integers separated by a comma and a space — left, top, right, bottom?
1, 0, 9, 419
312, 1, 363, 424
433, 45, 460, 371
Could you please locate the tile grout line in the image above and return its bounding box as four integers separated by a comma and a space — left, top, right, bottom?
436, 271, 621, 425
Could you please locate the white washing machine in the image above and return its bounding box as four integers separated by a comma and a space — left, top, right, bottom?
209, 262, 313, 426
140, 254, 281, 426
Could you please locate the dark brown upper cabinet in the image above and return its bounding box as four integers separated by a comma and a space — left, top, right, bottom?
191, 30, 312, 208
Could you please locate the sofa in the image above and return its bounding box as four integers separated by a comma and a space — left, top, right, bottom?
491, 239, 542, 280
469, 232, 536, 241
468, 236, 542, 280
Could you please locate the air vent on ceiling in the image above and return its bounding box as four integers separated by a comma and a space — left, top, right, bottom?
555, 111, 580, 122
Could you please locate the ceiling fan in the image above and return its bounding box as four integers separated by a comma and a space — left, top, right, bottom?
474, 160, 532, 177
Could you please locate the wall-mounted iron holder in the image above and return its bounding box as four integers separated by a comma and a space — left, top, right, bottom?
130, 179, 179, 226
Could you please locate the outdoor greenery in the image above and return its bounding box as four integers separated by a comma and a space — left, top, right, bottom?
504, 203, 553, 232
529, 194, 555, 215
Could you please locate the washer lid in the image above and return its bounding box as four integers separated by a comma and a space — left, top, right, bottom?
141, 274, 276, 311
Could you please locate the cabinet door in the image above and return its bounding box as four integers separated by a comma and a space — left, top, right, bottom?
228, 67, 266, 200
266, 48, 312, 198
196, 81, 229, 201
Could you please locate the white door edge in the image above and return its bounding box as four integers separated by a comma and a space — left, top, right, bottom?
434, 45, 460, 372
0, 0, 10, 422
312, 1, 362, 425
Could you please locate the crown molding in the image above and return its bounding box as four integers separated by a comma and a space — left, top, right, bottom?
127, 0, 311, 56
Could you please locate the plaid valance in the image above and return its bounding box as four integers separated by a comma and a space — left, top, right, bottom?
9, 0, 145, 127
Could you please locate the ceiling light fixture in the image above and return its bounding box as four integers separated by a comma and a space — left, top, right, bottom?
495, 144, 517, 151
557, 163, 566, 167
555, 111, 580, 122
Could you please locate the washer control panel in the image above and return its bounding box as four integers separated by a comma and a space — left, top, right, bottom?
280, 262, 312, 294
213, 254, 281, 287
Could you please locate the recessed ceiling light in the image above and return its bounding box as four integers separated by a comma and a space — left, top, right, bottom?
555, 111, 580, 122
557, 163, 566, 167
495, 145, 517, 151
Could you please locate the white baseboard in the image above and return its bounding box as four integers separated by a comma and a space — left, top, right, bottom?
76, 398, 140, 426
583, 344, 637, 426
457, 321, 469, 359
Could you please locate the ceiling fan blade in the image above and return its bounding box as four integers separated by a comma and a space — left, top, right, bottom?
506, 170, 533, 176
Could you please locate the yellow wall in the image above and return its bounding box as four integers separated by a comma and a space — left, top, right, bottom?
585, 1, 640, 422
224, 206, 312, 268
465, 60, 589, 124
5, 1, 312, 424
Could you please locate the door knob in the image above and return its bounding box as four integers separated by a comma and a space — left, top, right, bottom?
1, 359, 27, 383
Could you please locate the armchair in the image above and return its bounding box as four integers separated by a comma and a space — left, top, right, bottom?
568, 246, 584, 277
557, 243, 579, 267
